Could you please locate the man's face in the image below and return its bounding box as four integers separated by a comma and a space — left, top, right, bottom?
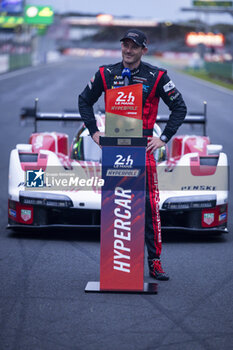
121, 39, 147, 69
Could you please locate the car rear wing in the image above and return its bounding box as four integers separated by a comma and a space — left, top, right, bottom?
157, 101, 207, 136
21, 99, 207, 135
20, 98, 85, 133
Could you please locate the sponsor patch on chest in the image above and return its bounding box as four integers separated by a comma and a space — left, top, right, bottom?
132, 76, 148, 84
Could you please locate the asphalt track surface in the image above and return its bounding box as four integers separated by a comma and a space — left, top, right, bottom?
0, 56, 233, 350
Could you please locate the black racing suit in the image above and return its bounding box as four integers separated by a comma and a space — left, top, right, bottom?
79, 61, 187, 259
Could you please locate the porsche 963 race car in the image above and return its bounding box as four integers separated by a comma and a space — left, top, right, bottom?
8, 101, 228, 234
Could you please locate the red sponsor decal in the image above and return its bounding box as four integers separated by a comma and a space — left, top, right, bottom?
8, 200, 33, 225
203, 213, 214, 225
202, 205, 227, 228
21, 209, 32, 222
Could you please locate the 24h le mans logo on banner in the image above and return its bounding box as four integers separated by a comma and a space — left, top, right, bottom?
106, 83, 142, 119
105, 84, 143, 137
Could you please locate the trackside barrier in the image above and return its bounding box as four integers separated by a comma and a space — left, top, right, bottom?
0, 53, 32, 73
9, 53, 32, 71
204, 61, 233, 81
0, 54, 9, 73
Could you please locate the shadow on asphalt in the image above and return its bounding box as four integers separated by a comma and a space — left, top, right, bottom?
7, 227, 101, 242
7, 227, 228, 245
162, 230, 227, 244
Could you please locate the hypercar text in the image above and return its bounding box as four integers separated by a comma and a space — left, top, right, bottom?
113, 187, 132, 273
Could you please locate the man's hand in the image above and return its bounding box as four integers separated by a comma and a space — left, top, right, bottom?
146, 136, 165, 153
92, 131, 104, 147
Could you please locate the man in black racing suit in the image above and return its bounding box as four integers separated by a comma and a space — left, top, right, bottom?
79, 29, 187, 280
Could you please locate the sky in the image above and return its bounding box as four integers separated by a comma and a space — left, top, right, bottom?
26, 0, 233, 24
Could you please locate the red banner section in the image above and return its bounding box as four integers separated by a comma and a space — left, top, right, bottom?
106, 84, 142, 120
105, 84, 143, 137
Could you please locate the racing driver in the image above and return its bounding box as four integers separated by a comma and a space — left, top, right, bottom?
78, 29, 187, 280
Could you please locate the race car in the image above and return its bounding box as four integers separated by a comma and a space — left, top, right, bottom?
8, 101, 228, 234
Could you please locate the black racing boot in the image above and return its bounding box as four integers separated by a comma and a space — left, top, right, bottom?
148, 258, 169, 281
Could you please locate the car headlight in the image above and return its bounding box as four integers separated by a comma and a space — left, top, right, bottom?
19, 191, 73, 208
162, 195, 216, 210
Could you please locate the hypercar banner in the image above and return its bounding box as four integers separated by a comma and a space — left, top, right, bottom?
100, 145, 146, 291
